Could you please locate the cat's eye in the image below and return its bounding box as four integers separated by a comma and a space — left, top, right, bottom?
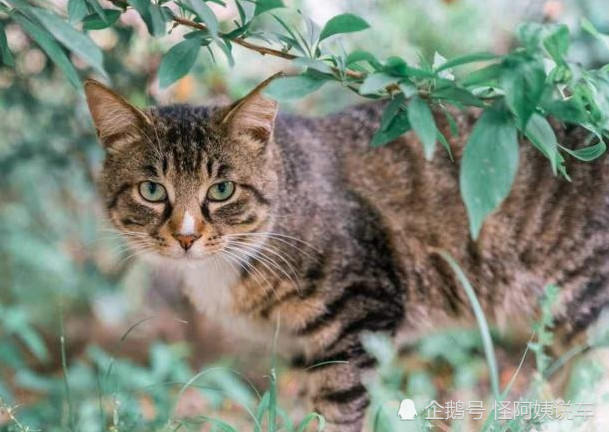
207, 181, 235, 202
139, 181, 167, 202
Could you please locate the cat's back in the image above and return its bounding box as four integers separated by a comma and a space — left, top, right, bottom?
291, 102, 609, 333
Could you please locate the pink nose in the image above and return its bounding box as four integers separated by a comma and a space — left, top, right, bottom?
173, 233, 200, 251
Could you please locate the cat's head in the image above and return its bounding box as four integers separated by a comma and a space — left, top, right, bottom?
85, 78, 280, 262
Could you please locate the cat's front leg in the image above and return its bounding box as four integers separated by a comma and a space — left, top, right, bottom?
306, 354, 370, 432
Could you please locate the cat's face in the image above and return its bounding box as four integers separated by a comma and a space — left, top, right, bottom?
85, 80, 279, 262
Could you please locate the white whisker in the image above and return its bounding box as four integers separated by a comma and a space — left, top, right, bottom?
227, 240, 301, 292
221, 247, 280, 301
225, 244, 289, 289
225, 232, 320, 263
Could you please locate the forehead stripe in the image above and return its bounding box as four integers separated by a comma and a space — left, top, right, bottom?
143, 165, 158, 177
217, 164, 231, 178
206, 159, 213, 177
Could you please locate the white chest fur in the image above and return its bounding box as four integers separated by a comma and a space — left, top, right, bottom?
181, 257, 241, 319
179, 257, 301, 354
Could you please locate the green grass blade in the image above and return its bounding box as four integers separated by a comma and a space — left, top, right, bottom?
172, 366, 261, 430
439, 251, 501, 400
297, 413, 326, 432
59, 303, 76, 432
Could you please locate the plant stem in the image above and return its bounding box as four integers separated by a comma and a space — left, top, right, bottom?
170, 15, 366, 80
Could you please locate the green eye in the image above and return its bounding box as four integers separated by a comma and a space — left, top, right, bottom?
139, 181, 167, 202
207, 181, 235, 202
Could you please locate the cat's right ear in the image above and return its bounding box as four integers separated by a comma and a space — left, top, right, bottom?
84, 80, 151, 152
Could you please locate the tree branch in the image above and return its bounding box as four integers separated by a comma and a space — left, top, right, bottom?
172, 15, 298, 61
170, 15, 366, 80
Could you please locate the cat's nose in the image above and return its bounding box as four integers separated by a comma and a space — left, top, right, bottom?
173, 233, 201, 251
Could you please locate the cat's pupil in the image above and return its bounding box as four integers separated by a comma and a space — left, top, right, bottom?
217, 183, 227, 193
148, 183, 157, 194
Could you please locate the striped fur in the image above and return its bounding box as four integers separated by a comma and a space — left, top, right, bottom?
86, 79, 609, 431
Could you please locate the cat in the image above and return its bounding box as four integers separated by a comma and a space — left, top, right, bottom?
84, 76, 609, 431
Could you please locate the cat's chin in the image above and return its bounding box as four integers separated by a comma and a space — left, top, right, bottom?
141, 249, 218, 266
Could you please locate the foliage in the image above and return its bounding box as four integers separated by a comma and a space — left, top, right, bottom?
3, 1, 609, 431
1, 1, 609, 237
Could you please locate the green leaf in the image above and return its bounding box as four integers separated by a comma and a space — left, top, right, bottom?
271, 14, 308, 56
11, 13, 81, 88
346, 50, 381, 68
371, 107, 410, 147
127, 0, 156, 34
443, 108, 459, 137
517, 22, 545, 50
82, 10, 122, 30
525, 114, 561, 174
216, 39, 234, 67
158, 38, 202, 88
0, 21, 15, 67
28, 8, 106, 78
542, 97, 588, 124
548, 63, 573, 85
408, 96, 437, 160
185, 0, 219, 36
437, 130, 453, 161
401, 64, 436, 79
235, 0, 247, 24
223, 22, 250, 39
460, 108, 519, 239
559, 140, 606, 162
254, 0, 284, 16
398, 81, 417, 98
379, 94, 405, 131
292, 57, 332, 74
501, 56, 546, 129
434, 52, 497, 73
149, 4, 166, 36
359, 73, 396, 95
382, 56, 435, 79
67, 0, 89, 24
84, 0, 107, 22
543, 24, 569, 65
318, 13, 369, 42
462, 63, 502, 87
264, 74, 326, 100
383, 56, 408, 76
432, 86, 484, 108
581, 18, 609, 52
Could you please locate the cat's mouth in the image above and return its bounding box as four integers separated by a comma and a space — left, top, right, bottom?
146, 246, 224, 263
123, 236, 226, 262
170, 242, 226, 261
124, 232, 264, 265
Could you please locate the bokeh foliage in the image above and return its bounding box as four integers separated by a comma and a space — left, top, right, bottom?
3, 0, 609, 237
2, 0, 609, 431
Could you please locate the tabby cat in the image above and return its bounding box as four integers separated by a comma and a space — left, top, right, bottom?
84, 76, 609, 431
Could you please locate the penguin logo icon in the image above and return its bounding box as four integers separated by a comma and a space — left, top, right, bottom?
397, 399, 417, 420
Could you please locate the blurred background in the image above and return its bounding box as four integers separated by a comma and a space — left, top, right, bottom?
2, 0, 609, 430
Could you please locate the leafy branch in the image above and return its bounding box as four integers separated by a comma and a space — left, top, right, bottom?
2, 0, 609, 238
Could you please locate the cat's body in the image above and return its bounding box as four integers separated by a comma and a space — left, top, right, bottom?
85, 79, 609, 432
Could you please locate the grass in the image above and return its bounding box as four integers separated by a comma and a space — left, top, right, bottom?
2, 256, 609, 431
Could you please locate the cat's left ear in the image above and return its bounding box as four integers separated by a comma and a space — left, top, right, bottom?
84, 79, 152, 152
221, 74, 280, 146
